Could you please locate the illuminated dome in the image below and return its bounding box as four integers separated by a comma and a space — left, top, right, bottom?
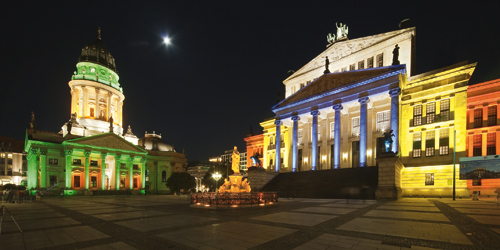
78, 28, 117, 72
138, 132, 175, 152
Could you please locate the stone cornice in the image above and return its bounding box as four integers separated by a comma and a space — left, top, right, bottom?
273, 68, 405, 113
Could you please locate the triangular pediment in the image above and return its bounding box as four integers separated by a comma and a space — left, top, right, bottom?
285, 28, 414, 83
274, 65, 404, 110
63, 133, 147, 153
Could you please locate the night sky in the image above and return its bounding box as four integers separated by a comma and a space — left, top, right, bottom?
2, 1, 499, 161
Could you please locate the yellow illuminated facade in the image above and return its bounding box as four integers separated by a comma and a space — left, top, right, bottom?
400, 62, 476, 197
261, 118, 292, 171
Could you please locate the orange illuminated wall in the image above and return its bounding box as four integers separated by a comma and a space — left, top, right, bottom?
466, 78, 500, 195
244, 134, 264, 167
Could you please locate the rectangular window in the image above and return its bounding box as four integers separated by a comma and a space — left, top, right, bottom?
413, 105, 422, 126
472, 179, 482, 186
91, 176, 97, 187
426, 102, 436, 124
133, 178, 138, 188
74, 176, 80, 188
426, 130, 435, 157
413, 132, 422, 158
358, 60, 364, 69
376, 111, 391, 132
349, 64, 355, 71
440, 99, 450, 121
474, 108, 483, 128
367, 57, 374, 68
0, 164, 5, 175
105, 163, 109, 169
352, 117, 360, 136
473, 134, 482, 156
488, 106, 497, 126
145, 170, 150, 182
121, 163, 127, 169
50, 175, 57, 186
120, 176, 126, 188
487, 133, 496, 155
439, 128, 449, 155
90, 108, 94, 117
298, 129, 303, 144
90, 160, 98, 166
376, 53, 383, 67
300, 83, 305, 89
7, 165, 12, 175
49, 158, 58, 165
133, 164, 139, 170
425, 173, 434, 185
330, 122, 335, 140
73, 159, 82, 165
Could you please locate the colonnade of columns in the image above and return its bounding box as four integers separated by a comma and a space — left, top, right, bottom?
275, 88, 401, 172
26, 147, 146, 191
71, 86, 122, 125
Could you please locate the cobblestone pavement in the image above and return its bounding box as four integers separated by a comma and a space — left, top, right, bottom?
1, 196, 500, 249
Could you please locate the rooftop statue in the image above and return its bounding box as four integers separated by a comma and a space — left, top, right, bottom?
324, 56, 331, 74
392, 44, 400, 65
327, 23, 348, 45
336, 22, 348, 40
109, 116, 114, 133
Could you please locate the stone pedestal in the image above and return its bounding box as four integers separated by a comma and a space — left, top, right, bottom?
229, 174, 243, 193
247, 167, 278, 191
375, 153, 403, 200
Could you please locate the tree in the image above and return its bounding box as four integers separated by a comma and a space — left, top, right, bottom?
166, 172, 195, 193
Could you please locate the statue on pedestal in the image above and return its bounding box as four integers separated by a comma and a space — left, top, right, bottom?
231, 146, 240, 174
383, 130, 395, 153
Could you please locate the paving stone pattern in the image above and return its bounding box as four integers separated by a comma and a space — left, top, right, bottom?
0, 197, 499, 249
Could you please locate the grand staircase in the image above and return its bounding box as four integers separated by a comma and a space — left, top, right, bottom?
261, 167, 378, 199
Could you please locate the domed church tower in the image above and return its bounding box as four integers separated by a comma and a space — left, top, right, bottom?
62, 28, 125, 137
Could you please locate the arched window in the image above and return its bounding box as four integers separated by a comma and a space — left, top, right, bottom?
162, 170, 167, 182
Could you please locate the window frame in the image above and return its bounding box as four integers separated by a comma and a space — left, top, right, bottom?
426, 102, 436, 124
425, 173, 434, 186
413, 105, 422, 126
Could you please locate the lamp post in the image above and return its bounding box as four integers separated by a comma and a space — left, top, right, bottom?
213, 172, 221, 193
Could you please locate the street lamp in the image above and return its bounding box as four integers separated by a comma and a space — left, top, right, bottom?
213, 172, 222, 193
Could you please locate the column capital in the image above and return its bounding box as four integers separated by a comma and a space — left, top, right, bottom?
358, 96, 370, 104
100, 152, 107, 159
141, 158, 147, 164
389, 87, 401, 97
64, 149, 73, 156
29, 148, 39, 156
311, 110, 320, 116
291, 115, 300, 121
95, 88, 100, 94
127, 157, 134, 163
84, 151, 91, 158
332, 104, 343, 111
274, 119, 282, 126
114, 154, 121, 160
39, 150, 48, 156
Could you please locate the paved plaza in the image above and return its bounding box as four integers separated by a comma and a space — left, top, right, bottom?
1, 196, 500, 249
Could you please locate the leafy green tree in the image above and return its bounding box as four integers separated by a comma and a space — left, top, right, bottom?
166, 172, 195, 193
